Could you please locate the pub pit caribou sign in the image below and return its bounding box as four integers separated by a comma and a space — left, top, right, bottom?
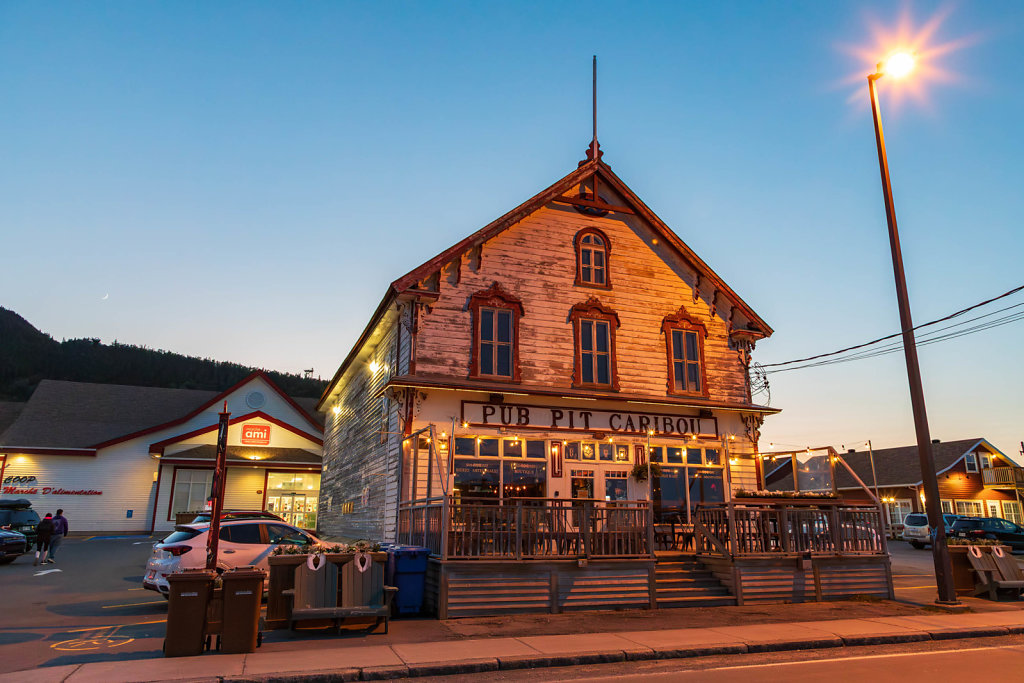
460, 400, 718, 439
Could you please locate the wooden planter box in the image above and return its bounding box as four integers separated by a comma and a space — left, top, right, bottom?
947, 544, 1011, 595
731, 497, 840, 504
266, 552, 388, 629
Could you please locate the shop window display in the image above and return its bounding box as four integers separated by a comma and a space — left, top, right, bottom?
266, 472, 321, 529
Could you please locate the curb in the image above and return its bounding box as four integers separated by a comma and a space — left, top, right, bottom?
220, 625, 1019, 682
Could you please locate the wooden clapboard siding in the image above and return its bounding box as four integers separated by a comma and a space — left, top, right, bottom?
702, 556, 893, 605
558, 566, 651, 610
320, 310, 407, 542
434, 559, 657, 618
413, 198, 752, 404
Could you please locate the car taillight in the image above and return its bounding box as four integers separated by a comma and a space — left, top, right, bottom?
163, 545, 191, 556
970, 530, 987, 537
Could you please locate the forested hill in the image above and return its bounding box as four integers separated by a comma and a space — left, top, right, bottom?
0, 307, 326, 401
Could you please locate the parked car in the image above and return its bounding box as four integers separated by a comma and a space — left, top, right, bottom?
901, 513, 961, 549
0, 528, 28, 564
188, 510, 284, 524
0, 499, 40, 545
143, 519, 319, 596
950, 517, 1024, 552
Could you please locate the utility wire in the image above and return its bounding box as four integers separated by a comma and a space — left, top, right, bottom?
761, 283, 1024, 370
768, 308, 1024, 374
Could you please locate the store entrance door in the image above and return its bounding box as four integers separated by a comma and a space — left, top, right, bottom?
266, 492, 318, 530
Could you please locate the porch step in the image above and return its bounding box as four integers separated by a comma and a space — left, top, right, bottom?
654, 556, 737, 608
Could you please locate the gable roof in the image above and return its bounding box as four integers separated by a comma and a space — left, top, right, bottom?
0, 374, 322, 452
319, 155, 772, 408
767, 438, 1004, 491
0, 402, 27, 436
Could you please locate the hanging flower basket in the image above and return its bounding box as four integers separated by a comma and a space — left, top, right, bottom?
630, 462, 661, 482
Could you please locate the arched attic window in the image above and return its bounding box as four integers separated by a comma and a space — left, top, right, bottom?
574, 228, 611, 288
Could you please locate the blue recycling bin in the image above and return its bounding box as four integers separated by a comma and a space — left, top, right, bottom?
386, 545, 430, 615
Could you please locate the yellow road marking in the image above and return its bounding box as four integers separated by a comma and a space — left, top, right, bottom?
66, 618, 166, 633
101, 600, 166, 609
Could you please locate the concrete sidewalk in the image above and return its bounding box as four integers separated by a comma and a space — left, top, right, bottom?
6, 610, 1024, 683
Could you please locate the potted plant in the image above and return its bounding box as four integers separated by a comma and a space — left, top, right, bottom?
630, 461, 661, 482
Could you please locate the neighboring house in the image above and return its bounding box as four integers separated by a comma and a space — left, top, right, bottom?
0, 372, 323, 533
316, 141, 778, 543
765, 438, 1022, 526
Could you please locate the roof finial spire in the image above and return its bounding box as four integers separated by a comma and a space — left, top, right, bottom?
581, 55, 603, 166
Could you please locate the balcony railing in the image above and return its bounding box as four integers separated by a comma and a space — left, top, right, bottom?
982, 466, 1024, 488
693, 500, 887, 559
397, 496, 654, 560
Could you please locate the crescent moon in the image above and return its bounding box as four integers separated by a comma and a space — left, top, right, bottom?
101, 293, 109, 300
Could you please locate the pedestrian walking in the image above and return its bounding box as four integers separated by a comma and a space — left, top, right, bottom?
49, 509, 69, 563
34, 513, 55, 566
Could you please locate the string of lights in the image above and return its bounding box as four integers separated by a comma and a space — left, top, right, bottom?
761, 283, 1024, 375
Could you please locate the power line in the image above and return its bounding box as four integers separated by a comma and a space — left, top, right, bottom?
761, 283, 1024, 371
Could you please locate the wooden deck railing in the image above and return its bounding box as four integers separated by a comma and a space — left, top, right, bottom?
982, 466, 1024, 488
397, 496, 654, 560
693, 500, 887, 559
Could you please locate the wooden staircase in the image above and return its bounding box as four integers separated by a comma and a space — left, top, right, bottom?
654, 554, 736, 608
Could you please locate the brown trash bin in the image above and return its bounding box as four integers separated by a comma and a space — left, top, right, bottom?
164, 568, 217, 657
219, 566, 266, 654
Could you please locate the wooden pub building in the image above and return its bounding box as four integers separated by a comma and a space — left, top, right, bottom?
317, 140, 892, 617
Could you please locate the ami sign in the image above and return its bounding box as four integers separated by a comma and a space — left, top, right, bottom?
240, 424, 271, 445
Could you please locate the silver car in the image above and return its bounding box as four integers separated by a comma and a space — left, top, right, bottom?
143, 519, 319, 596
901, 513, 961, 549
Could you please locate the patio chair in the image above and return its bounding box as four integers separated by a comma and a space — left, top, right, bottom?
284, 555, 397, 633
967, 546, 1024, 601
991, 546, 1024, 592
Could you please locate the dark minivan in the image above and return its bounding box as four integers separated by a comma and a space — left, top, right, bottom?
0, 499, 40, 545
950, 517, 1024, 552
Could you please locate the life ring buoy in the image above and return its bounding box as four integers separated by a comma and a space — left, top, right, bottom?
993, 546, 1005, 558
968, 545, 984, 558
306, 553, 326, 571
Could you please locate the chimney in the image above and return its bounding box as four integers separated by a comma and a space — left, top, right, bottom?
847, 449, 856, 454
931, 439, 941, 444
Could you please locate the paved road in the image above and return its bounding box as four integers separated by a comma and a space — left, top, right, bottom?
1, 536, 1019, 675
570, 644, 1024, 682
0, 536, 451, 674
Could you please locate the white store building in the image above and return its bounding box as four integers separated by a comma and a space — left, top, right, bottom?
0, 372, 323, 534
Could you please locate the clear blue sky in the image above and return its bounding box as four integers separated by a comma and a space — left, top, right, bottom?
2, 1, 1021, 458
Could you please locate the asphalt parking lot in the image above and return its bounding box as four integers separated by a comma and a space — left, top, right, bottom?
1, 536, 1021, 676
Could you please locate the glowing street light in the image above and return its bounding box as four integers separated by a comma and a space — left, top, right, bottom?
867, 50, 957, 606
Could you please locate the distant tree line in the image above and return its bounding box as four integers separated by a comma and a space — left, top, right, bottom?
0, 307, 326, 401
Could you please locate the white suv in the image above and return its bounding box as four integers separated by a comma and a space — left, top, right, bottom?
901, 513, 961, 549
143, 519, 319, 596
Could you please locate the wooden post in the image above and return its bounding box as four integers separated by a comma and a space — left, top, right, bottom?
515, 500, 523, 561
779, 506, 791, 554
645, 502, 655, 557
829, 504, 842, 554
441, 496, 450, 560
583, 502, 593, 558
727, 502, 738, 558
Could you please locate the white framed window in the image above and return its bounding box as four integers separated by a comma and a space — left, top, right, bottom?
1002, 501, 1022, 525
886, 499, 913, 525
987, 501, 1001, 518
940, 500, 953, 514
964, 453, 978, 473
171, 468, 214, 516
980, 453, 991, 469
955, 500, 983, 516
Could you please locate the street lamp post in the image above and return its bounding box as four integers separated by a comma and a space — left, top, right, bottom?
867, 55, 958, 605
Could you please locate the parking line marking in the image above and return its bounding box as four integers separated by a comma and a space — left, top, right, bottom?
101, 600, 166, 609
34, 569, 63, 576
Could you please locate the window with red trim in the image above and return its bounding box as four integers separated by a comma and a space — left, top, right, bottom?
469, 283, 524, 382
575, 229, 611, 288
662, 306, 708, 396
570, 298, 619, 390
